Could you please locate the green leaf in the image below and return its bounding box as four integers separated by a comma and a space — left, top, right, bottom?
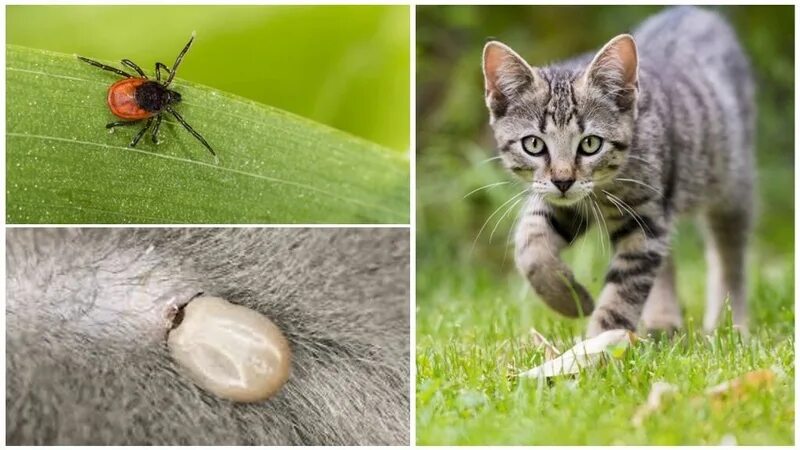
7, 45, 409, 224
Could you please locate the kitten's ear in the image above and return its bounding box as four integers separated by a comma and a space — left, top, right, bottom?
583, 34, 639, 111
482, 41, 538, 117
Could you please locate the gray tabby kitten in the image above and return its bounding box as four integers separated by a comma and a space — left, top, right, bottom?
7, 228, 409, 445
482, 6, 755, 337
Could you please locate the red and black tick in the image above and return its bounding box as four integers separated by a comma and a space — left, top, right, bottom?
77, 33, 217, 161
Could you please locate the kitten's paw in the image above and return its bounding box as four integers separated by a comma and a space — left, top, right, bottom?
528, 268, 594, 317
644, 327, 680, 343
642, 316, 683, 335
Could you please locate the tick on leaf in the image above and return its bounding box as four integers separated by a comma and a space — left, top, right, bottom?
77, 32, 217, 162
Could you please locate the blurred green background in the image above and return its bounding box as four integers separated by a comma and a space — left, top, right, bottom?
7, 5, 409, 152
417, 4, 793, 304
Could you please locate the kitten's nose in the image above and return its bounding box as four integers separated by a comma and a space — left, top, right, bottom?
552, 179, 575, 193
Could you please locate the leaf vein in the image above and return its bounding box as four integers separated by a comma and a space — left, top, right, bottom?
8, 132, 403, 219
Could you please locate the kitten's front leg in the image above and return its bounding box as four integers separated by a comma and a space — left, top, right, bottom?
586, 213, 669, 337
515, 198, 593, 317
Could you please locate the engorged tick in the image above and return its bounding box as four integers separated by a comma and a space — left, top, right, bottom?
77, 32, 217, 162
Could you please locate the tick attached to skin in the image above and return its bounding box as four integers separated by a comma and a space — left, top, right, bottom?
167, 296, 292, 403
77, 32, 217, 162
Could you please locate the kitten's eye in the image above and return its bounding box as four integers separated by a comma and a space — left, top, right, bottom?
521, 136, 547, 156
579, 135, 603, 155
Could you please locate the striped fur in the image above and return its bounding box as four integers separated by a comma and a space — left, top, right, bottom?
483, 7, 755, 337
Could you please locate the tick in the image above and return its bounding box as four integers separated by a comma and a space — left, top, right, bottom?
167, 296, 292, 403
77, 33, 217, 161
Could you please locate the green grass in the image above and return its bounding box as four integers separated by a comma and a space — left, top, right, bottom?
417, 249, 794, 444
7, 45, 409, 224
416, 164, 794, 445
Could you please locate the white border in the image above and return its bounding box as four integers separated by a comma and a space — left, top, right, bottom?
4, 1, 800, 448
409, 4, 418, 445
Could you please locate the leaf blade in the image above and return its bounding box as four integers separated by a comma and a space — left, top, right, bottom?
7, 45, 410, 224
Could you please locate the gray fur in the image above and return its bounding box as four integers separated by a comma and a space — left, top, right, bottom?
6, 228, 409, 445
483, 6, 755, 336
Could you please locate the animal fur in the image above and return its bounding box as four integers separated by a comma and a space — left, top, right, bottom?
6, 228, 409, 445
482, 6, 755, 336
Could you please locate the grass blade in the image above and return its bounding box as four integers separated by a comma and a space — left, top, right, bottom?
7, 45, 409, 224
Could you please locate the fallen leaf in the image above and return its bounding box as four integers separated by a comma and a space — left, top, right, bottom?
631, 381, 678, 427
705, 369, 775, 404
517, 329, 637, 379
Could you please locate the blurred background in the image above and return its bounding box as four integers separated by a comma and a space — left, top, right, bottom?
417, 5, 794, 333
7, 5, 409, 152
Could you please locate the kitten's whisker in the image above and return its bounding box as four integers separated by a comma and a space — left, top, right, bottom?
586, 197, 605, 256
566, 197, 588, 246
616, 198, 651, 236
490, 197, 523, 244
534, 195, 559, 259
571, 198, 589, 261
463, 181, 510, 199
568, 199, 585, 246
602, 191, 627, 218
615, 177, 663, 196
591, 192, 611, 255
625, 155, 650, 164
476, 155, 503, 165
502, 203, 522, 267
504, 193, 535, 265
603, 194, 632, 231
472, 189, 528, 251
594, 200, 609, 256
604, 191, 646, 224
603, 190, 650, 239
577, 198, 590, 257
586, 198, 602, 255
608, 197, 647, 240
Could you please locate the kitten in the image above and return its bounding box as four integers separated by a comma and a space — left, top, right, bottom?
481, 6, 755, 336
6, 228, 409, 445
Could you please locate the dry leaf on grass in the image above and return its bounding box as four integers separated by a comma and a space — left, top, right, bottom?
631, 381, 678, 427
705, 369, 776, 407
518, 329, 638, 379
632, 369, 778, 425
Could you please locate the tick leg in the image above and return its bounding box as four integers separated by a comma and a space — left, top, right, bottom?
130, 118, 154, 148
167, 106, 217, 160
155, 62, 171, 83
151, 114, 163, 144
106, 120, 141, 129
121, 59, 147, 78
76, 56, 132, 78
164, 32, 195, 86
